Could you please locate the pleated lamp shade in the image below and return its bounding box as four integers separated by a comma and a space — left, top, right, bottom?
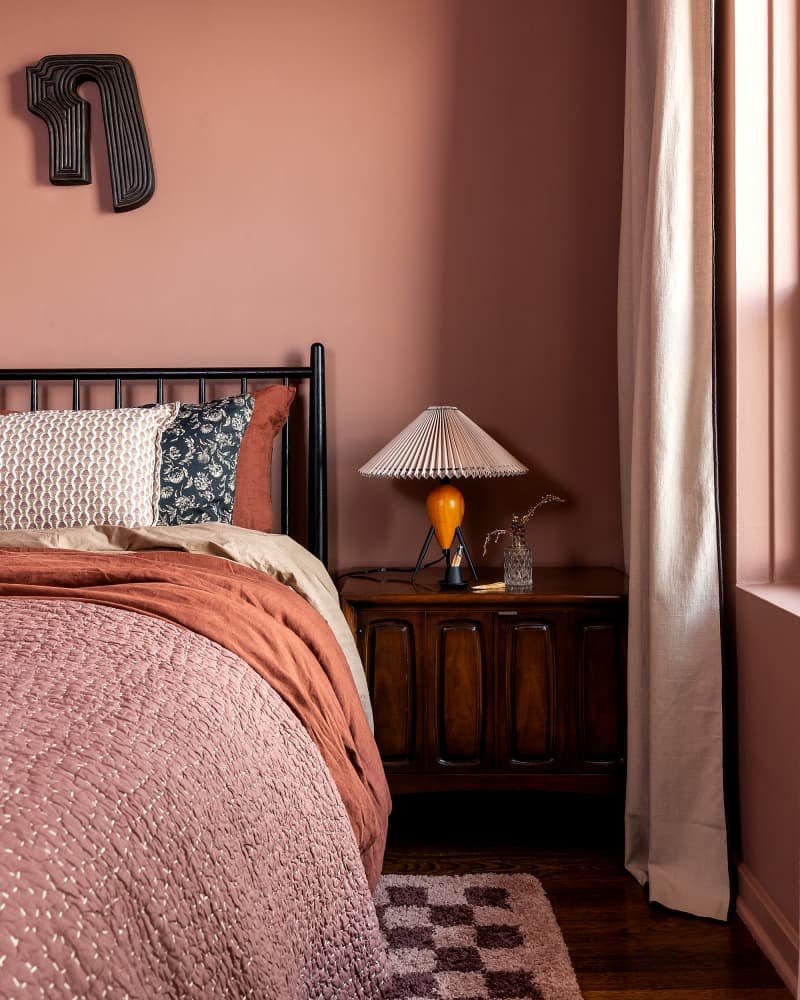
358, 406, 528, 480
360, 407, 527, 586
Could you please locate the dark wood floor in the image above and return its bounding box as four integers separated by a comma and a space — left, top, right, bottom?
382, 792, 792, 999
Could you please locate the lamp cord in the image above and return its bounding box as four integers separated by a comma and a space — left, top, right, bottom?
334, 555, 444, 584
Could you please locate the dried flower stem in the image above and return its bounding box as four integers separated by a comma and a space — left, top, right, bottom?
482, 493, 565, 557
482, 528, 511, 555
517, 493, 565, 526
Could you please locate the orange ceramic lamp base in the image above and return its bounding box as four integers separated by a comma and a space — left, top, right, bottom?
425, 482, 465, 551
412, 481, 478, 586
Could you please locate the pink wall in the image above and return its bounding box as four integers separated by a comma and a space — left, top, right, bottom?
1, 0, 626, 572
736, 590, 800, 926
735, 589, 800, 994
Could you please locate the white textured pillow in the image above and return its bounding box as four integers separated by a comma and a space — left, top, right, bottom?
0, 403, 180, 530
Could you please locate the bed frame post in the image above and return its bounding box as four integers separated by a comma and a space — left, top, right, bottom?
308, 342, 328, 567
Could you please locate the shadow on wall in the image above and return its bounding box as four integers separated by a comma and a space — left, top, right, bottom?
430, 0, 626, 568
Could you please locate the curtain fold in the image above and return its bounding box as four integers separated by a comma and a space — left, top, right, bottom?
617, 0, 730, 921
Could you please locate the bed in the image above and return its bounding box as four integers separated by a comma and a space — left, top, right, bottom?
0, 344, 391, 998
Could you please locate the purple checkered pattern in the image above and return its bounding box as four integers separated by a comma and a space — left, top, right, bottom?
377, 876, 546, 999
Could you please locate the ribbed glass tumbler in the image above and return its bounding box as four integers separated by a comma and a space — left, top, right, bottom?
504, 544, 533, 592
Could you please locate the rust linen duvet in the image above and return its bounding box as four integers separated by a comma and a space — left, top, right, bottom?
0, 548, 390, 999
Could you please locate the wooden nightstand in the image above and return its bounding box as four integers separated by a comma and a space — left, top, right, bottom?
339, 567, 627, 795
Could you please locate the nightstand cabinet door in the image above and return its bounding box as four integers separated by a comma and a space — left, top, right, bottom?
356, 610, 423, 772
574, 614, 626, 769
494, 613, 560, 771
425, 612, 493, 770
339, 567, 627, 795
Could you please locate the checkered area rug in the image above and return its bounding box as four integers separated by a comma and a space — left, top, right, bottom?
376, 873, 583, 1000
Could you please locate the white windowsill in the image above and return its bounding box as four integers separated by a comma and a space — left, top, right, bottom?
737, 582, 800, 618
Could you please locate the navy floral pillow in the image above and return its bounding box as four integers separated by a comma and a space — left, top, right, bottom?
157, 394, 255, 525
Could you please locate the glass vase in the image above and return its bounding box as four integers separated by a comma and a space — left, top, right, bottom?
504, 544, 533, 592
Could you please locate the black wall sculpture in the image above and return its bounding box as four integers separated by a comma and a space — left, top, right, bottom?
27, 54, 155, 213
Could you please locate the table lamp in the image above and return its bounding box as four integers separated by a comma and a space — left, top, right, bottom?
359, 405, 527, 588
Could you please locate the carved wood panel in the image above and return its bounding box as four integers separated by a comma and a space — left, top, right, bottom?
501, 621, 556, 763
576, 621, 625, 763
429, 616, 490, 766
361, 615, 419, 766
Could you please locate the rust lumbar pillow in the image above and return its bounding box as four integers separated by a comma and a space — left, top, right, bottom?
0, 403, 179, 530
232, 384, 296, 533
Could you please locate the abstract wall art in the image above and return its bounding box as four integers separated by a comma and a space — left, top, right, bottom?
27, 54, 155, 212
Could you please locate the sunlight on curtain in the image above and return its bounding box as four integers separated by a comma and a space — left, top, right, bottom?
617, 0, 729, 920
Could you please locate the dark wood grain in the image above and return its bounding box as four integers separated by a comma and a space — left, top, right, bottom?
382, 792, 792, 999
340, 567, 627, 794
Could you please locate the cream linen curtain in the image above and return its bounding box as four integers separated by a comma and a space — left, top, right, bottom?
617, 0, 729, 920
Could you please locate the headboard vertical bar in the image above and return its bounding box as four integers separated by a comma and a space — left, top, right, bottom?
114, 379, 122, 408
30, 380, 38, 411
72, 379, 80, 410
240, 378, 248, 394
308, 343, 327, 566
280, 377, 290, 536
156, 378, 164, 404
198, 379, 206, 403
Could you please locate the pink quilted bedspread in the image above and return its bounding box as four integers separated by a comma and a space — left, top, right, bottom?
0, 599, 388, 998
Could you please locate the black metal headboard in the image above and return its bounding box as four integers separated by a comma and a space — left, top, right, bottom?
0, 342, 328, 567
